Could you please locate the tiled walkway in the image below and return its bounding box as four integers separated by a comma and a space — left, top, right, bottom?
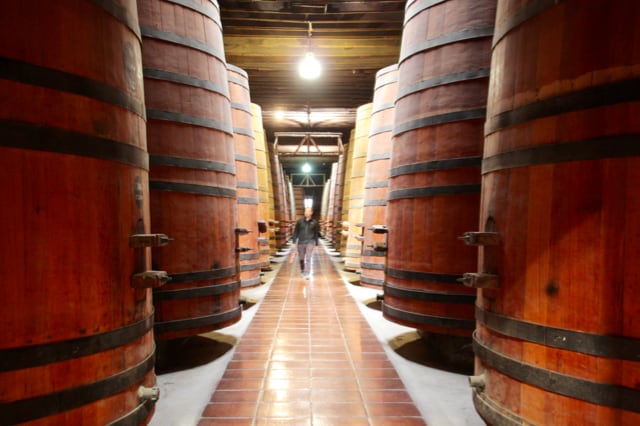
197, 247, 426, 425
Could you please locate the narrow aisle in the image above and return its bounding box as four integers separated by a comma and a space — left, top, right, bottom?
197, 248, 426, 425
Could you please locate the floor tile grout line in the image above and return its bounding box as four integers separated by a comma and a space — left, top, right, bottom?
318, 249, 374, 426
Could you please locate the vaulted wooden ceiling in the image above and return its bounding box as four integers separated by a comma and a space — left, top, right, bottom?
218, 0, 406, 175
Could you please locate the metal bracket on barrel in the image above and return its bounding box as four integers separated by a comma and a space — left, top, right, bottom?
235, 228, 252, 253
458, 273, 499, 289
131, 271, 172, 289
129, 233, 172, 289
458, 232, 500, 246
367, 225, 389, 252
459, 231, 500, 289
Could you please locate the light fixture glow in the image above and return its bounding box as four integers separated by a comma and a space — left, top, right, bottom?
301, 163, 312, 173
304, 197, 313, 209
298, 52, 321, 79
275, 110, 284, 120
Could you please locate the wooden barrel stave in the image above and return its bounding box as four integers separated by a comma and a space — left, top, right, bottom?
385, 0, 496, 370
0, 1, 156, 423
139, 0, 240, 340
473, 0, 640, 424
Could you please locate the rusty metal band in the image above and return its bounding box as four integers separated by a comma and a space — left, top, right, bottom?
364, 180, 389, 189
144, 67, 229, 97
228, 80, 250, 96
235, 154, 258, 165
360, 261, 386, 270
1, 351, 155, 425
362, 250, 386, 258
241, 276, 262, 287
158, 267, 238, 285
371, 101, 395, 115
90, 0, 141, 39
396, 68, 491, 101
403, 0, 447, 25
386, 268, 464, 285
492, 0, 568, 48
385, 283, 475, 303
240, 262, 261, 272
154, 307, 242, 334
482, 135, 640, 174
140, 26, 225, 65
476, 307, 640, 361
366, 153, 391, 162
0, 57, 145, 118
400, 27, 494, 63
485, 79, 640, 135
226, 63, 249, 79
374, 63, 398, 85
238, 196, 259, 204
369, 124, 394, 137
473, 334, 640, 413
0, 120, 149, 170
236, 181, 258, 191
153, 280, 239, 301
393, 108, 487, 137
233, 126, 254, 138
108, 399, 155, 426
150, 154, 235, 173
360, 276, 385, 287
240, 252, 260, 261
146, 109, 234, 135
382, 304, 476, 330
390, 156, 482, 177
0, 314, 153, 372
163, 0, 222, 29
149, 181, 236, 198
472, 389, 524, 426
363, 199, 388, 207
388, 183, 481, 201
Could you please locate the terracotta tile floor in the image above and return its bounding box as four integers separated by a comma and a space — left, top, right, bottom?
197, 248, 426, 425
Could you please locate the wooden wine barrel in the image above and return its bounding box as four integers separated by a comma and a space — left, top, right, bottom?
325, 162, 338, 244
344, 103, 373, 272
252, 103, 272, 271
360, 64, 398, 288
293, 187, 305, 220
139, 0, 241, 340
270, 150, 289, 250
340, 131, 356, 257
384, 0, 495, 368
320, 177, 331, 236
227, 64, 261, 288
265, 143, 277, 255
471, 1, 640, 424
0, 1, 157, 424
332, 151, 347, 251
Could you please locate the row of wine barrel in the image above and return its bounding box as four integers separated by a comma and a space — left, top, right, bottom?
0, 0, 292, 424
320, 0, 640, 424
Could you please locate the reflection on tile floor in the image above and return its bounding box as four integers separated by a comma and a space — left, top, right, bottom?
197, 249, 427, 425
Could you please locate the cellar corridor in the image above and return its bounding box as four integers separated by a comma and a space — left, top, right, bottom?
151, 242, 483, 426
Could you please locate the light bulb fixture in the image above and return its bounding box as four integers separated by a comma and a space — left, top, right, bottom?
298, 21, 321, 79
301, 162, 312, 173
299, 52, 321, 79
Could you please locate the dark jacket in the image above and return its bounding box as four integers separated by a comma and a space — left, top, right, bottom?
293, 217, 320, 245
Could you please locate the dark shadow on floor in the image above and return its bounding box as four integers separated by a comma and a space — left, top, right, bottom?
365, 299, 382, 311
389, 331, 474, 376
155, 331, 236, 374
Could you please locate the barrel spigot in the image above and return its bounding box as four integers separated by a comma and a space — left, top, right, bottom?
457, 273, 499, 289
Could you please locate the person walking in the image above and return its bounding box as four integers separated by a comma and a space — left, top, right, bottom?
292, 208, 320, 278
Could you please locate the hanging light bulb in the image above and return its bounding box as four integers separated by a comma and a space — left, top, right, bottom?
298, 21, 321, 79
299, 52, 321, 79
